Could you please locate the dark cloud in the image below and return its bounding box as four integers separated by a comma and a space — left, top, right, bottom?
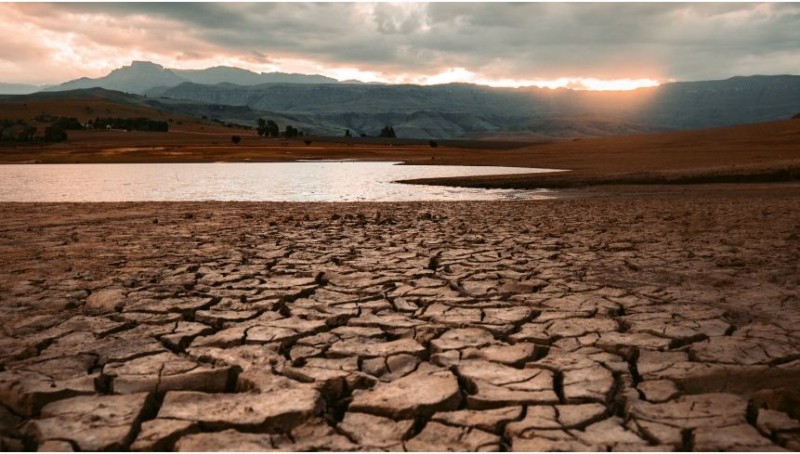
1, 2, 799, 84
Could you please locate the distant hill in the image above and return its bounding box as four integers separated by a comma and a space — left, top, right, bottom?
150, 75, 800, 138
15, 65, 800, 139
173, 66, 337, 86
44, 61, 186, 95
44, 61, 340, 95
0, 83, 50, 95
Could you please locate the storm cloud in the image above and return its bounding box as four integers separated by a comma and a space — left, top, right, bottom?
2, 2, 799, 86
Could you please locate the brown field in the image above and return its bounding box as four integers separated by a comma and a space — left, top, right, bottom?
1, 97, 799, 189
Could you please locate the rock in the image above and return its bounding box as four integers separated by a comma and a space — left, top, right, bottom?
349, 369, 461, 419
105, 352, 233, 394
85, 288, 126, 312
194, 309, 259, 327
327, 337, 426, 359
431, 328, 497, 353
638, 380, 680, 403
756, 409, 800, 436
406, 421, 501, 451
173, 429, 284, 451
0, 355, 99, 416
432, 407, 523, 433
174, 419, 355, 451
694, 423, 778, 451
160, 321, 213, 351
457, 360, 557, 408
158, 388, 323, 431
131, 419, 197, 451
506, 403, 606, 435
338, 412, 414, 448
24, 393, 152, 451
246, 317, 328, 344
36, 440, 74, 451
463, 343, 539, 366
630, 393, 748, 447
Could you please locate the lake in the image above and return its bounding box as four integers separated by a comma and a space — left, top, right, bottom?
0, 162, 561, 202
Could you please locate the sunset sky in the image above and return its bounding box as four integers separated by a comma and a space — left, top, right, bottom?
2, 2, 799, 90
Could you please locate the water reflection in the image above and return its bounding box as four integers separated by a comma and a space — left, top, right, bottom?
0, 162, 561, 202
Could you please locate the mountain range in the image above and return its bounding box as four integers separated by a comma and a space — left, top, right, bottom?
41, 61, 339, 94
4, 61, 800, 139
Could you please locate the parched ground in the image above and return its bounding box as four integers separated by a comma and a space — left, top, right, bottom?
1, 186, 800, 451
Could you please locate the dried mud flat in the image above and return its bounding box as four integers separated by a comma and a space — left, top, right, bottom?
1, 187, 800, 451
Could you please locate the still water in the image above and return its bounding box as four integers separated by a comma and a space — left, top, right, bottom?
0, 162, 561, 202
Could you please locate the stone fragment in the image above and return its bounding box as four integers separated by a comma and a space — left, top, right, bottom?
123, 297, 216, 314
349, 369, 461, 419
338, 412, 414, 447
194, 309, 259, 327
432, 407, 523, 433
690, 336, 799, 366
431, 328, 497, 353
36, 440, 74, 451
160, 321, 213, 350
630, 393, 748, 447
131, 419, 197, 451
561, 363, 616, 402
457, 360, 557, 408
638, 380, 680, 403
158, 388, 322, 431
85, 288, 126, 312
756, 409, 800, 436
327, 337, 425, 359
463, 343, 539, 366
694, 423, 778, 451
596, 332, 672, 352
506, 403, 606, 435
24, 393, 151, 451
0, 355, 98, 416
187, 344, 283, 370
405, 421, 500, 451
174, 429, 283, 451
281, 366, 350, 399
246, 317, 328, 344
104, 352, 233, 394
278, 417, 358, 451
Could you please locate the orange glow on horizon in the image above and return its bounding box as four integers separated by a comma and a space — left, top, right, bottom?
395, 67, 661, 91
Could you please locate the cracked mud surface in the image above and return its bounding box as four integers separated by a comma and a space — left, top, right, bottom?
1, 189, 799, 451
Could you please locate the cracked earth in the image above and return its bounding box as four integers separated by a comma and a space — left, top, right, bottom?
1, 191, 799, 451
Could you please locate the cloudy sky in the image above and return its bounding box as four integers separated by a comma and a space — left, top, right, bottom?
2, 2, 799, 90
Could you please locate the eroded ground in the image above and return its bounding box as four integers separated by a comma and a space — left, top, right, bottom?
1, 189, 799, 451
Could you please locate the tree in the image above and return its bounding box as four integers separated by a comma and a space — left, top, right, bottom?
429, 140, 438, 148
266, 120, 279, 138
231, 135, 241, 145
284, 125, 299, 138
379, 125, 396, 138
256, 118, 267, 137
344, 129, 352, 138
43, 125, 67, 142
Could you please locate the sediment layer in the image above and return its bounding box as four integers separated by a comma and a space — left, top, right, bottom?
1, 189, 799, 450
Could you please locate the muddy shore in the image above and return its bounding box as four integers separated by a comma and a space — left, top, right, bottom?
1, 185, 799, 450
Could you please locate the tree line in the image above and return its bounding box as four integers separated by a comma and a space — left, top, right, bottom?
0, 117, 83, 143
256, 118, 304, 138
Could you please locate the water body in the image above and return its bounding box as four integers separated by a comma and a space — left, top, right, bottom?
0, 162, 562, 202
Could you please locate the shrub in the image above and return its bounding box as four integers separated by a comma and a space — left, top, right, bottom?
231, 135, 241, 145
